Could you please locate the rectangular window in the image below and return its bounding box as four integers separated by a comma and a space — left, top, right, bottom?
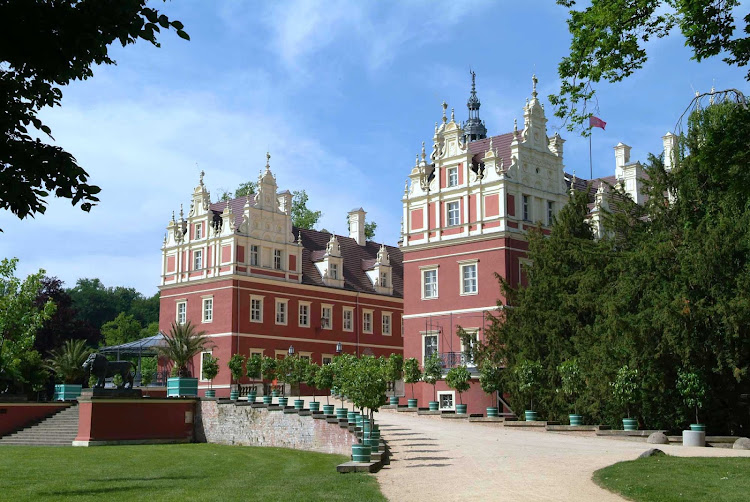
447, 167, 458, 187
300, 354, 311, 362
461, 263, 477, 294
423, 268, 438, 299
273, 249, 282, 270
202, 298, 213, 323
251, 297, 263, 323
275, 299, 287, 325
249, 348, 264, 359
298, 302, 309, 327
321, 305, 332, 330
176, 301, 186, 325
424, 334, 438, 361
194, 249, 203, 270
343, 308, 353, 332
195, 223, 202, 240
322, 355, 333, 365
460, 330, 479, 365
329, 263, 338, 280
447, 201, 460, 226
547, 201, 554, 226
363, 311, 373, 334
522, 195, 530, 221
380, 272, 387, 287
250, 245, 259, 266
382, 313, 392, 336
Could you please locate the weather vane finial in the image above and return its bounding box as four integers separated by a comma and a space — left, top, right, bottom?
265, 151, 271, 171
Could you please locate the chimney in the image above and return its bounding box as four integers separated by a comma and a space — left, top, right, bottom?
277, 190, 292, 214
348, 208, 366, 246
614, 142, 631, 180
662, 132, 677, 171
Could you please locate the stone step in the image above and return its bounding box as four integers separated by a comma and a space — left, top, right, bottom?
0, 403, 79, 445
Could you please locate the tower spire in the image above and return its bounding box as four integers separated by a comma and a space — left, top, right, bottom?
463, 70, 487, 142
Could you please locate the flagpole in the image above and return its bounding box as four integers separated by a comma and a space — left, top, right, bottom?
589, 126, 593, 180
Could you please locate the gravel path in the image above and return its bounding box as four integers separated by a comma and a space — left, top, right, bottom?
372, 410, 750, 502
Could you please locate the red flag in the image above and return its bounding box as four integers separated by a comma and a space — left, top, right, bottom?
589, 116, 607, 130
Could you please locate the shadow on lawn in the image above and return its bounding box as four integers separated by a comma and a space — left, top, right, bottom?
41, 476, 201, 497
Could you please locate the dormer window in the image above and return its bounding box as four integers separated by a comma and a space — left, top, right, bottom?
447, 167, 458, 187
330, 263, 338, 280
380, 271, 387, 287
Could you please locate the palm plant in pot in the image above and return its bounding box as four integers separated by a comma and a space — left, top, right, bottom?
611, 365, 639, 430
261, 356, 277, 404
445, 365, 471, 414
385, 353, 403, 406
47, 339, 90, 400
316, 362, 335, 415
157, 321, 212, 397
558, 359, 584, 426
422, 353, 443, 411
227, 354, 245, 400
515, 359, 542, 421
677, 369, 708, 432
245, 354, 262, 403
479, 360, 503, 417
305, 362, 320, 412
403, 357, 421, 408
201, 354, 219, 398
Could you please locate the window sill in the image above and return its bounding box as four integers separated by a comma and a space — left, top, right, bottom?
460, 291, 478, 296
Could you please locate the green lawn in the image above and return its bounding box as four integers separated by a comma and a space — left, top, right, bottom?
0, 444, 386, 502
594, 456, 750, 502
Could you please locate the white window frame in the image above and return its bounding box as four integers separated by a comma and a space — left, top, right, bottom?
362, 310, 373, 334
176, 301, 187, 325
447, 167, 458, 187
437, 390, 456, 411
199, 351, 213, 381
250, 245, 259, 266
195, 223, 202, 240
382, 312, 392, 336
421, 266, 439, 299
298, 301, 310, 327
342, 307, 354, 332
380, 271, 388, 287
194, 249, 203, 270
460, 328, 479, 366
422, 332, 439, 363
250, 295, 263, 323
273, 249, 282, 270
459, 260, 478, 295
299, 351, 312, 362
275, 298, 288, 325
321, 304, 333, 330
249, 348, 264, 359
322, 354, 333, 365
547, 200, 554, 226
522, 194, 530, 221
329, 263, 338, 280
202, 297, 213, 323
447, 201, 460, 226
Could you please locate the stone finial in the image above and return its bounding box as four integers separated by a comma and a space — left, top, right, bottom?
514, 118, 518, 134
415, 154, 419, 167
451, 107, 455, 122
435, 121, 438, 133
404, 180, 409, 195
265, 151, 271, 171
421, 141, 426, 161
171, 211, 175, 223
199, 170, 205, 186
297, 229, 302, 245
179, 204, 184, 220
532, 74, 538, 98
442, 101, 448, 124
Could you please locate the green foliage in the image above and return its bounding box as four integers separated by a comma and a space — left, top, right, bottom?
101, 312, 142, 346
278, 355, 308, 397
385, 353, 403, 383
0, 258, 56, 393
112, 373, 123, 388
13, 350, 49, 396
292, 190, 322, 229
346, 356, 388, 418
140, 357, 157, 386
235, 181, 256, 198
558, 359, 583, 414
364, 221, 377, 240
88, 374, 98, 389
676, 371, 708, 424
479, 361, 503, 409
305, 362, 320, 398
515, 360, 543, 411
155, 321, 212, 378
403, 357, 421, 399
45, 339, 90, 384
227, 354, 245, 383
551, 0, 749, 131
316, 362, 335, 405
422, 353, 442, 401
140, 321, 160, 340
445, 365, 471, 404
611, 366, 639, 418
330, 353, 357, 398
261, 356, 277, 382
246, 354, 262, 380
0, 1, 189, 225
202, 354, 219, 384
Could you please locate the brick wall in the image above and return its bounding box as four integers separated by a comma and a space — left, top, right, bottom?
195, 401, 356, 455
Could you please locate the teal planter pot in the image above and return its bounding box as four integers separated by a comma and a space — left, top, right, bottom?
622, 418, 638, 431
362, 423, 379, 433
294, 399, 305, 410
389, 396, 399, 406
524, 410, 538, 422
569, 414, 583, 426
690, 423, 706, 432
53, 384, 82, 401
456, 404, 467, 414
278, 397, 288, 407
356, 415, 365, 427
230, 390, 239, 401
407, 398, 418, 408
309, 401, 320, 412
262, 395, 273, 405
486, 407, 499, 417
204, 389, 216, 398
365, 431, 381, 452
272, 390, 279, 397
336, 408, 349, 419
352, 443, 372, 463
247, 391, 256, 403
323, 404, 335, 415
347, 411, 359, 424
428, 401, 439, 411
167, 377, 198, 397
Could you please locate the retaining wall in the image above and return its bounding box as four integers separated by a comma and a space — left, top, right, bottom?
0, 402, 72, 436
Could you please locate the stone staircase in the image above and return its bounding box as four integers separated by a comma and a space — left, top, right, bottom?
0, 404, 78, 446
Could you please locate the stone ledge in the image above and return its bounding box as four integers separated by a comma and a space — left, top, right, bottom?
441, 414, 468, 419
417, 410, 441, 416
597, 429, 665, 438
396, 408, 419, 413
337, 461, 379, 473
468, 417, 505, 423
504, 420, 550, 428
73, 438, 190, 447
547, 425, 605, 432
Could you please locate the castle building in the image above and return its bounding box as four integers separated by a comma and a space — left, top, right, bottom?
158, 155, 403, 397
400, 74, 661, 414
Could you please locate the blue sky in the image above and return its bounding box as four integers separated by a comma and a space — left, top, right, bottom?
1, 0, 747, 294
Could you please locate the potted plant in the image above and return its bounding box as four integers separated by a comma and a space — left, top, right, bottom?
140, 357, 157, 388
261, 356, 277, 404
348, 355, 388, 462
385, 354, 403, 406
332, 353, 356, 417
677, 370, 708, 432
276, 355, 300, 408
47, 339, 90, 400
558, 359, 584, 426
245, 354, 262, 403
445, 365, 471, 414
305, 362, 320, 412
479, 360, 503, 417
157, 321, 212, 397
611, 365, 639, 430
227, 353, 245, 400
423, 353, 443, 411
403, 357, 421, 408
515, 359, 542, 421
202, 354, 219, 398
316, 362, 335, 415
